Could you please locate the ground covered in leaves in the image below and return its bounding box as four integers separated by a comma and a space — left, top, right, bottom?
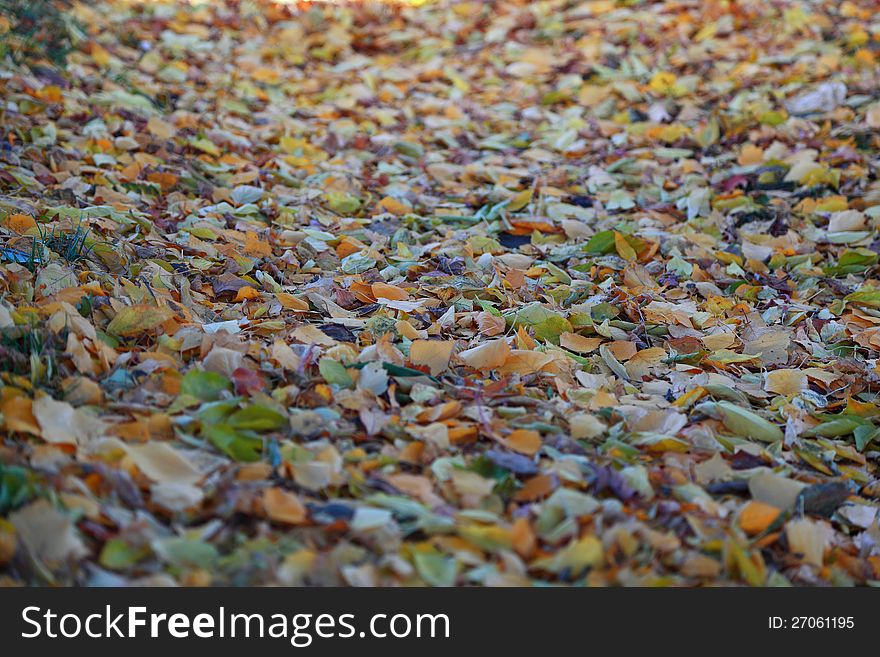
1, 0, 880, 586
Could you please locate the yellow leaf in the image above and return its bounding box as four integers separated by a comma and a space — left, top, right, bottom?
738, 144, 764, 166
764, 369, 808, 396
106, 305, 174, 337
409, 339, 454, 375
291, 324, 337, 346
91, 43, 110, 67
271, 339, 301, 371
648, 71, 677, 95
867, 103, 880, 129
146, 116, 176, 140
251, 67, 280, 84
458, 339, 510, 372
785, 519, 831, 568
124, 442, 201, 485
458, 524, 512, 551
376, 196, 412, 216
497, 350, 554, 375
534, 535, 603, 575
506, 188, 533, 212
614, 231, 637, 261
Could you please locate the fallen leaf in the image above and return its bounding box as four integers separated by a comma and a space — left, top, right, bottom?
409, 339, 454, 375
458, 339, 510, 372
263, 487, 308, 525
10, 500, 87, 565
499, 429, 542, 456
106, 305, 174, 337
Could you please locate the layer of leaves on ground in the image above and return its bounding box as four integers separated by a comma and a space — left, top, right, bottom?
1, 0, 880, 586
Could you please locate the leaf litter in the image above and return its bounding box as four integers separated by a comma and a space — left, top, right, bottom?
0, 0, 880, 586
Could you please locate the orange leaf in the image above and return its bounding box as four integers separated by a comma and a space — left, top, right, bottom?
507, 219, 561, 235
348, 280, 376, 303
3, 213, 36, 234
234, 286, 261, 302
146, 171, 178, 191
511, 517, 536, 558
497, 350, 554, 375
448, 425, 478, 445
739, 501, 782, 536
276, 292, 309, 311
263, 487, 308, 525
0, 395, 40, 436
476, 312, 506, 336
606, 340, 638, 361
500, 429, 542, 456
335, 237, 366, 259
243, 231, 272, 258
371, 282, 409, 301
376, 196, 412, 216
513, 474, 557, 502
559, 332, 603, 353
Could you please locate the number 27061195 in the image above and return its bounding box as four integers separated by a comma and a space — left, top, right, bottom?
769, 617, 854, 629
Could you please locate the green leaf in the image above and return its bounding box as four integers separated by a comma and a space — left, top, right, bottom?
584, 230, 616, 254
695, 118, 720, 148
196, 398, 240, 424
349, 361, 434, 380
854, 424, 879, 451
507, 302, 567, 333
666, 254, 693, 278
340, 252, 377, 274
703, 401, 783, 443
804, 416, 869, 438
475, 298, 502, 316
227, 405, 288, 431
607, 190, 635, 211
590, 303, 619, 322
188, 137, 220, 156
203, 423, 262, 461
181, 369, 232, 401
381, 363, 435, 379
325, 191, 361, 214
318, 358, 354, 387
845, 289, 880, 308
155, 537, 219, 569
99, 538, 150, 570
413, 550, 458, 586
544, 262, 572, 285
824, 248, 878, 276
534, 315, 573, 344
